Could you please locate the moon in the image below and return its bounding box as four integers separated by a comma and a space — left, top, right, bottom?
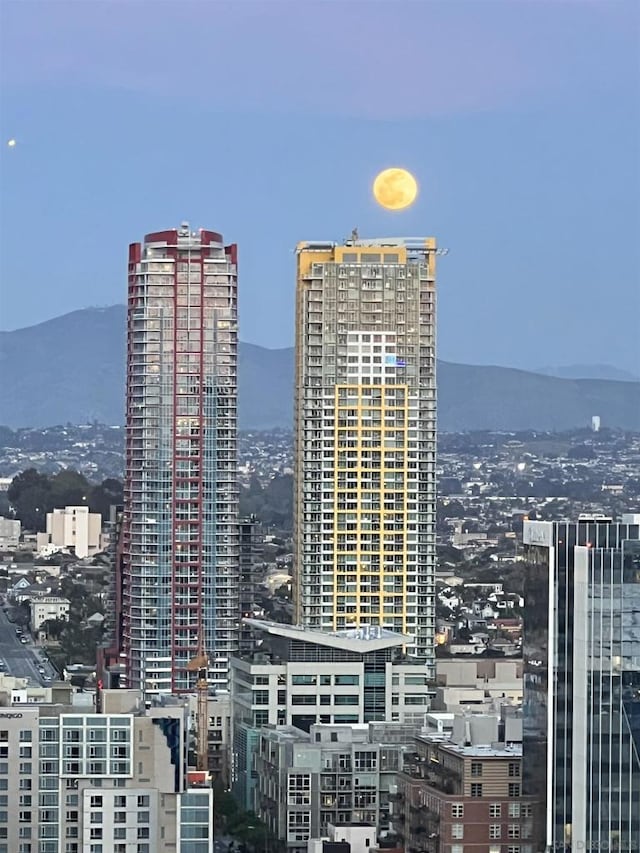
373, 167, 418, 211
7, 139, 17, 148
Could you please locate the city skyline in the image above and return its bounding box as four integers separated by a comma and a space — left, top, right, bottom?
1, 1, 639, 374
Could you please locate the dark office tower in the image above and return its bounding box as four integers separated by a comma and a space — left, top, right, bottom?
238, 515, 263, 653
121, 223, 239, 694
522, 515, 640, 852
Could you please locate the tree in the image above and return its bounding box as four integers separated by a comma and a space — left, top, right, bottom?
88, 478, 124, 517
50, 469, 90, 508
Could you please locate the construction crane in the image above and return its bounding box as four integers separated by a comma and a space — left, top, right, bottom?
187, 648, 209, 772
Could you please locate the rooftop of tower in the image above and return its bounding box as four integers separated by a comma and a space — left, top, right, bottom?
242, 618, 412, 652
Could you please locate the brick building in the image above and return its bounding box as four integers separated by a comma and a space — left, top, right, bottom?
393, 713, 538, 853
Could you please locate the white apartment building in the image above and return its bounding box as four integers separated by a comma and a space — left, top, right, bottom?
30, 597, 71, 632
0, 516, 20, 550
37, 506, 103, 559
0, 689, 214, 853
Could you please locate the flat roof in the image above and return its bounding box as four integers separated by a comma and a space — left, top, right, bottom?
242, 619, 411, 652
441, 743, 522, 758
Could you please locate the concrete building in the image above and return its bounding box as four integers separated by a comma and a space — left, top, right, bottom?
29, 596, 71, 631
0, 688, 214, 853
523, 515, 640, 853
0, 516, 20, 550
254, 721, 418, 853
120, 223, 239, 694
37, 506, 103, 559
432, 659, 523, 713
293, 237, 437, 668
393, 712, 536, 853
231, 620, 432, 811
308, 824, 377, 853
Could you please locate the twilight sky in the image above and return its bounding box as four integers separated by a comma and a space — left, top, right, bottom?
1, 0, 639, 372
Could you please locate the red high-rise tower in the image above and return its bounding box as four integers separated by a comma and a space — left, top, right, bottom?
121, 223, 239, 694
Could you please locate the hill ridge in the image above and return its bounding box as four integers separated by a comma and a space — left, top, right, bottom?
1, 305, 638, 431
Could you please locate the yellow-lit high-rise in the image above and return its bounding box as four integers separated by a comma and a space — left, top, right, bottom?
293, 236, 437, 669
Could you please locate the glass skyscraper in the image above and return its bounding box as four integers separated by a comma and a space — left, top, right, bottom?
523, 516, 640, 852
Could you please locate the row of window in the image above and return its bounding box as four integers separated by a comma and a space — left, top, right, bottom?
451, 802, 532, 818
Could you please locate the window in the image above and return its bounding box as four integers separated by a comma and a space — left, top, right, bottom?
291, 695, 316, 705
90, 796, 102, 807
334, 695, 358, 706
292, 675, 317, 686
509, 762, 520, 777
509, 825, 521, 839
509, 803, 521, 818
253, 690, 269, 705
508, 847, 520, 853
451, 824, 464, 839
19, 731, 32, 742
451, 847, 464, 853
489, 803, 501, 818
451, 803, 464, 818
471, 761, 483, 777
137, 828, 150, 839
320, 675, 331, 685
334, 675, 359, 685
90, 829, 102, 840
508, 783, 521, 798
471, 783, 483, 797
490, 825, 501, 839
138, 795, 149, 808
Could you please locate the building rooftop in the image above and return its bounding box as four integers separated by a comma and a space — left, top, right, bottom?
441, 742, 522, 758
242, 618, 412, 652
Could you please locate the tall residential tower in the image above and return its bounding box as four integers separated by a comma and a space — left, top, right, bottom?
121, 223, 239, 694
293, 237, 437, 668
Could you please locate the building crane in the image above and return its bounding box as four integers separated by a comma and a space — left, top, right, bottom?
187, 648, 209, 772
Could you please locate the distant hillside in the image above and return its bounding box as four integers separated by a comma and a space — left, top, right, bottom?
1, 306, 639, 431
535, 364, 639, 382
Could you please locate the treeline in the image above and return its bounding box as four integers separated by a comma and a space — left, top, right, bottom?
7, 469, 123, 532
239, 474, 293, 530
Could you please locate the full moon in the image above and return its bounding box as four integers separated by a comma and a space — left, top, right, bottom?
7, 139, 16, 148
373, 167, 418, 211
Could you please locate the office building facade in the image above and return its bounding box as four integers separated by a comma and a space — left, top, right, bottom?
231, 620, 432, 811
523, 516, 640, 852
121, 223, 239, 694
293, 237, 437, 666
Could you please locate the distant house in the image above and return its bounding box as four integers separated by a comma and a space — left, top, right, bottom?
30, 596, 70, 631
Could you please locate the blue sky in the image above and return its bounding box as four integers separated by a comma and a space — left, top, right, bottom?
1, 0, 639, 372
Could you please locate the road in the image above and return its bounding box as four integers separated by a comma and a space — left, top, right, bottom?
0, 602, 58, 686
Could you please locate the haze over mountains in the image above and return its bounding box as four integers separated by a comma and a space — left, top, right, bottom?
1, 306, 638, 432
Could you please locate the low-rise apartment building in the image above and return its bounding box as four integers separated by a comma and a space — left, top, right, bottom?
30, 596, 71, 631
254, 722, 418, 853
393, 712, 536, 853
432, 658, 522, 713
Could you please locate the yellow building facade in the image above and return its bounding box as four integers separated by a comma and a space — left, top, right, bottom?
293, 237, 437, 668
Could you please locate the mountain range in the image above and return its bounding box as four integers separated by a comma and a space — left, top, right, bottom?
1, 305, 638, 432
